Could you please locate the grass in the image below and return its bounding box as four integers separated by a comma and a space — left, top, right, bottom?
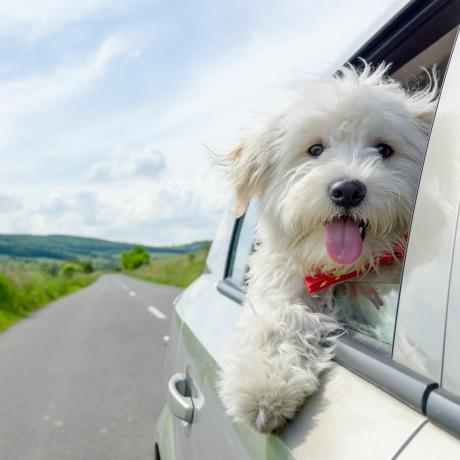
124, 245, 210, 288
0, 260, 98, 332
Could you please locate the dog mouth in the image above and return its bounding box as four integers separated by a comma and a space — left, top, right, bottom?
324, 216, 367, 265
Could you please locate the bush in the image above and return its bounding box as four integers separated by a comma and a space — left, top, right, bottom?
80, 260, 94, 273
60, 263, 79, 278
39, 262, 59, 276
0, 274, 18, 313
0, 266, 98, 332
121, 246, 150, 270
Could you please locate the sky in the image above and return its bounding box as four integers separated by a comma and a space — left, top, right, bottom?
0, 0, 409, 245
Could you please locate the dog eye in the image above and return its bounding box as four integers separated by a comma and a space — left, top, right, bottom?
307, 144, 324, 156
375, 143, 394, 158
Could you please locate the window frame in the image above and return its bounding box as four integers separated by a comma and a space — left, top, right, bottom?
216, 214, 247, 303
216, 0, 459, 419
224, 214, 245, 282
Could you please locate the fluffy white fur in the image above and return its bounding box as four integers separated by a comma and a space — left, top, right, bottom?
217, 62, 438, 433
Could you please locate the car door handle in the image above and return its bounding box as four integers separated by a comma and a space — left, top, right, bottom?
167, 373, 193, 423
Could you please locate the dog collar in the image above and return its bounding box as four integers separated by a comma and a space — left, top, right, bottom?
304, 238, 406, 294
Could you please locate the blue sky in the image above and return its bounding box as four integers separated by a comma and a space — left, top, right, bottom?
0, 0, 407, 245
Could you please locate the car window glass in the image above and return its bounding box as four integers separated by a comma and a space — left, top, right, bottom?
441, 199, 460, 397
227, 201, 257, 287
334, 26, 458, 347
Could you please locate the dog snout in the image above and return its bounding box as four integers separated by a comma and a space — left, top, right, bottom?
329, 179, 366, 208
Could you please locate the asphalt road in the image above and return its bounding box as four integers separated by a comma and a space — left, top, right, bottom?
0, 274, 181, 460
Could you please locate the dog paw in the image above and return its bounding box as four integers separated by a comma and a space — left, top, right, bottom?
253, 401, 290, 433
219, 357, 319, 433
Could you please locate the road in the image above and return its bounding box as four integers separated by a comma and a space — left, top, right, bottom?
0, 274, 181, 460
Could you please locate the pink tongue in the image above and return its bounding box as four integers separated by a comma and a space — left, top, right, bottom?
325, 216, 363, 264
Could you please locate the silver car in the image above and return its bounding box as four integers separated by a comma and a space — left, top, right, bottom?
154, 1, 460, 458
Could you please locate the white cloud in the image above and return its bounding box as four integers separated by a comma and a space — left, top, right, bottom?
87, 146, 166, 182
0, 33, 129, 113
0, 194, 22, 213
50, 0, 400, 175
0, 0, 149, 41
42, 190, 108, 226
0, 163, 228, 244
0, 31, 135, 149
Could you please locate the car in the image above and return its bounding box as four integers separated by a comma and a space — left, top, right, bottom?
154, 1, 460, 458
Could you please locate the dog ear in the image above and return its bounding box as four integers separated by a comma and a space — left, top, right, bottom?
408, 67, 439, 133
219, 118, 280, 216
222, 144, 253, 216
220, 141, 266, 217
409, 95, 437, 133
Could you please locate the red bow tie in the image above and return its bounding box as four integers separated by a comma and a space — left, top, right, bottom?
304, 238, 406, 294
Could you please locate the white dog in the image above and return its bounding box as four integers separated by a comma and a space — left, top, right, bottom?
218, 62, 438, 433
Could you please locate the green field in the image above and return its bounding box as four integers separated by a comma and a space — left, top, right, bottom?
123, 244, 210, 288
0, 259, 98, 333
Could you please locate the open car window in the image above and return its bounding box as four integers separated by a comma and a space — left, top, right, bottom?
222, 13, 459, 354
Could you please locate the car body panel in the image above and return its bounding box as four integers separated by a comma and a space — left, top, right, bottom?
279, 366, 425, 460
393, 28, 460, 380
397, 422, 460, 459
155, 406, 177, 460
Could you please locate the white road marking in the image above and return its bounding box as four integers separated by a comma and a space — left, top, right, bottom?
116, 279, 129, 291
129, 291, 136, 297
147, 306, 166, 320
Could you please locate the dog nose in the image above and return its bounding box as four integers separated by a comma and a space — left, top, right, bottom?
329, 180, 366, 208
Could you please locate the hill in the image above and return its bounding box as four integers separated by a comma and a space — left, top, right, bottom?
0, 234, 210, 268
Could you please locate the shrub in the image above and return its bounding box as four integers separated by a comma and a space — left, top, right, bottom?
0, 266, 98, 333
0, 274, 18, 313
60, 263, 79, 278
80, 260, 94, 273
121, 246, 150, 270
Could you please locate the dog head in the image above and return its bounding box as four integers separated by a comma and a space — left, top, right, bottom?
221, 62, 438, 274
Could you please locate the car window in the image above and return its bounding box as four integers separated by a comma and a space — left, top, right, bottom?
227, 200, 257, 288
441, 199, 460, 397
333, 25, 459, 347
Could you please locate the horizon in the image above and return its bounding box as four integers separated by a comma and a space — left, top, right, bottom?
0, 232, 211, 248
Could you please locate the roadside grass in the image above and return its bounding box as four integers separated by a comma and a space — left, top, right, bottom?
124, 245, 210, 288
0, 261, 98, 333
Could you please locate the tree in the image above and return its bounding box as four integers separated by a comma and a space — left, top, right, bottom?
80, 260, 94, 273
60, 262, 78, 278
121, 246, 150, 270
